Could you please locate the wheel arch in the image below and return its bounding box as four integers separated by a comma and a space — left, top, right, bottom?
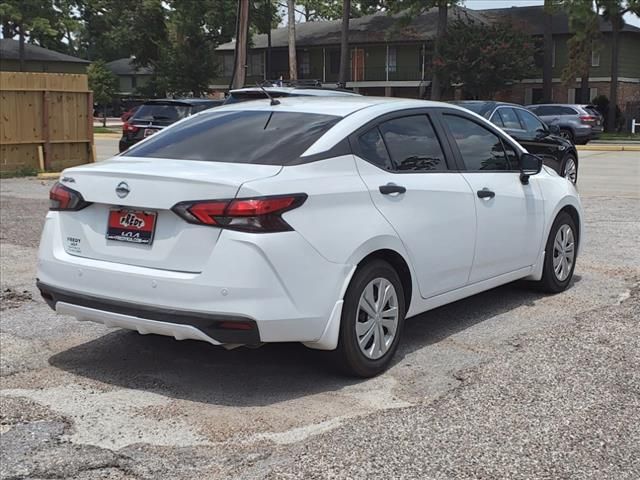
357, 249, 413, 314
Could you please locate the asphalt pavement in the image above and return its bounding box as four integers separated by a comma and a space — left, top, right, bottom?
0, 149, 638, 479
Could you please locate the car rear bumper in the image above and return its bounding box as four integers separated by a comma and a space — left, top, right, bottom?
37, 281, 260, 344
37, 212, 352, 347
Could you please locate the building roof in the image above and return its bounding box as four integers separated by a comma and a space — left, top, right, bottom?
217, 6, 487, 50
217, 5, 640, 51
105, 58, 153, 76
0, 39, 90, 63
478, 5, 640, 36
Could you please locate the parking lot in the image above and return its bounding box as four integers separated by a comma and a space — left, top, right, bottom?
0, 149, 638, 479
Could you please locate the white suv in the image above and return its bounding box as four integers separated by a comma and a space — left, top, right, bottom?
37, 97, 583, 377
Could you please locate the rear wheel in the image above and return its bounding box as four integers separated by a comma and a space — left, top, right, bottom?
535, 211, 578, 293
559, 128, 574, 143
561, 155, 578, 184
332, 260, 405, 377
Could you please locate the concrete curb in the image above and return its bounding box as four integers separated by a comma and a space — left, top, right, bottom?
37, 172, 61, 180
577, 145, 640, 152
94, 133, 121, 139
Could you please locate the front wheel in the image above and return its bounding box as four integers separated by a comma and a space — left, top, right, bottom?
332, 260, 405, 377
535, 212, 578, 293
562, 155, 578, 184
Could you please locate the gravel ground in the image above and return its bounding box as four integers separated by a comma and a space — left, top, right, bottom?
0, 150, 638, 479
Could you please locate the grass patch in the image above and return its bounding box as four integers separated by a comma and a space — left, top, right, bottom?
0, 166, 39, 179
598, 132, 640, 141
94, 126, 119, 134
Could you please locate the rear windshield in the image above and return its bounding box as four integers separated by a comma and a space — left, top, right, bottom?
123, 110, 341, 165
132, 104, 191, 123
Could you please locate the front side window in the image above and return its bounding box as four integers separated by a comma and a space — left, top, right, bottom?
443, 114, 510, 171
379, 115, 448, 172
516, 109, 547, 135
124, 110, 340, 165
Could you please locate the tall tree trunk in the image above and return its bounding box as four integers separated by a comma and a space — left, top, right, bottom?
542, 0, 553, 102
579, 42, 591, 104
102, 107, 107, 128
288, 0, 297, 80
18, 25, 25, 72
607, 15, 620, 132
338, 0, 351, 88
430, 3, 447, 101
231, 0, 250, 89
266, 0, 272, 80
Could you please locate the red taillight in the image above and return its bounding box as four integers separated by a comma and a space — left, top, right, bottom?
123, 122, 139, 134
172, 194, 307, 233
579, 115, 597, 123
49, 182, 91, 211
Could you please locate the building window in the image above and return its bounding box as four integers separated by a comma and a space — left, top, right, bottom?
329, 50, 340, 74
552, 40, 556, 68
300, 51, 310, 76
591, 45, 600, 67
590, 87, 598, 101
387, 47, 397, 74
131, 76, 137, 89
248, 52, 264, 77
221, 55, 234, 77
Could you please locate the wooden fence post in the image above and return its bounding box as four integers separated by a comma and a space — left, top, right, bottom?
87, 91, 95, 162
42, 90, 51, 171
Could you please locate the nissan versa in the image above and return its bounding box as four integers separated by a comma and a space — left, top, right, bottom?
37, 97, 582, 377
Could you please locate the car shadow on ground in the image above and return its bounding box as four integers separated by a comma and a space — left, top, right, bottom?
49, 278, 578, 407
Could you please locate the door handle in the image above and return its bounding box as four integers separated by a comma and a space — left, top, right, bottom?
379, 184, 406, 195
477, 188, 495, 199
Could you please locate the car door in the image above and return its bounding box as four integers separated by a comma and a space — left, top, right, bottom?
440, 111, 545, 283
352, 111, 477, 299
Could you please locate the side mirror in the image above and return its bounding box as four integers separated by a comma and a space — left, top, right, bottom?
548, 124, 560, 135
520, 153, 543, 184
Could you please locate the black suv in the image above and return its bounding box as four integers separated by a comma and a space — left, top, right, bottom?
119, 99, 223, 152
452, 101, 579, 184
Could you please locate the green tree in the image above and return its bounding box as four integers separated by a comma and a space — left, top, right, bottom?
385, 0, 462, 100
0, 0, 61, 69
560, 0, 600, 104
88, 60, 118, 126
596, 0, 640, 131
436, 18, 535, 99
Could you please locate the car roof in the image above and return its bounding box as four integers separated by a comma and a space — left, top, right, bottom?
206, 95, 464, 118
229, 87, 360, 97
144, 98, 222, 106
451, 100, 523, 116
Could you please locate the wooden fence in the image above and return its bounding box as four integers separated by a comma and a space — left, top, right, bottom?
0, 72, 94, 174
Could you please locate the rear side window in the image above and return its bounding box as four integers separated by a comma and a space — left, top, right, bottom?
443, 114, 510, 171
516, 109, 547, 134
497, 108, 523, 130
378, 115, 447, 172
124, 110, 340, 165
358, 128, 393, 170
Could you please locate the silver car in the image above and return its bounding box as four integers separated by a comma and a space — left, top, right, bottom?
526, 104, 604, 145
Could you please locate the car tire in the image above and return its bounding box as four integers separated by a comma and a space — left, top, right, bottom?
535, 211, 578, 293
561, 154, 578, 184
332, 259, 405, 378
559, 128, 575, 143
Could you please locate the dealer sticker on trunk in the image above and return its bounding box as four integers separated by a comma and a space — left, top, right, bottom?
106, 209, 157, 245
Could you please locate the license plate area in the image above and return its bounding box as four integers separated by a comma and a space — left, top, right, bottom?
106, 208, 157, 245
144, 128, 158, 137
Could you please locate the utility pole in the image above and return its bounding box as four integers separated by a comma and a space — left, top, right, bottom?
288, 0, 298, 80
231, 0, 250, 89
430, 2, 447, 100
338, 0, 351, 88
267, 0, 273, 80
542, 0, 553, 102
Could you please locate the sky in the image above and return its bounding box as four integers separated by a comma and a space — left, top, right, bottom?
463, 0, 640, 27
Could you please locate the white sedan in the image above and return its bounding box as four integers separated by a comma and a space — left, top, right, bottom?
37, 97, 582, 377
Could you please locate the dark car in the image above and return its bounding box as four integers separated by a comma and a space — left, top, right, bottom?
452, 101, 579, 184
526, 104, 603, 144
119, 99, 223, 152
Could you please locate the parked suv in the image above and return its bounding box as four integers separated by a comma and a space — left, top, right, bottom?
526, 104, 603, 144
119, 99, 223, 152
453, 101, 579, 184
